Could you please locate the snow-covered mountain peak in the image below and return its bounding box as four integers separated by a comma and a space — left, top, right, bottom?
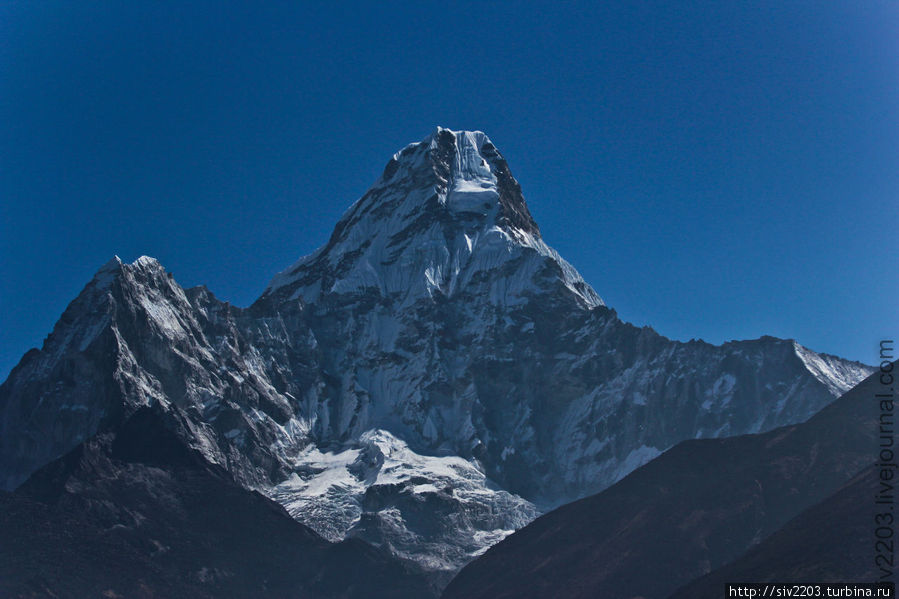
89, 255, 168, 287
262, 128, 600, 308
132, 254, 164, 270
90, 256, 125, 289
375, 127, 539, 234
792, 340, 870, 397
382, 128, 496, 182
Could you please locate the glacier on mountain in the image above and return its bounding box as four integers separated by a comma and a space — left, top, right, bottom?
0, 127, 873, 579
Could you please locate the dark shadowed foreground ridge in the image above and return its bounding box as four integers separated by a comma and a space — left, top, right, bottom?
443, 368, 882, 599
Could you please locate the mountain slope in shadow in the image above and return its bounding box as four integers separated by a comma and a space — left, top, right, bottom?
670, 465, 877, 598
0, 405, 436, 599
443, 368, 882, 599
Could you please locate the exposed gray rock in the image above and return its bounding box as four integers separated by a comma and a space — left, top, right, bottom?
0, 127, 873, 580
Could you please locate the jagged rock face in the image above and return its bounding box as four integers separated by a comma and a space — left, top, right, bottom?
442, 367, 883, 599
0, 128, 873, 578
258, 129, 584, 309
0, 256, 319, 492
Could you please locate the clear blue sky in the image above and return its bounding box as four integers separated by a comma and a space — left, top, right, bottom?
1, 1, 896, 379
